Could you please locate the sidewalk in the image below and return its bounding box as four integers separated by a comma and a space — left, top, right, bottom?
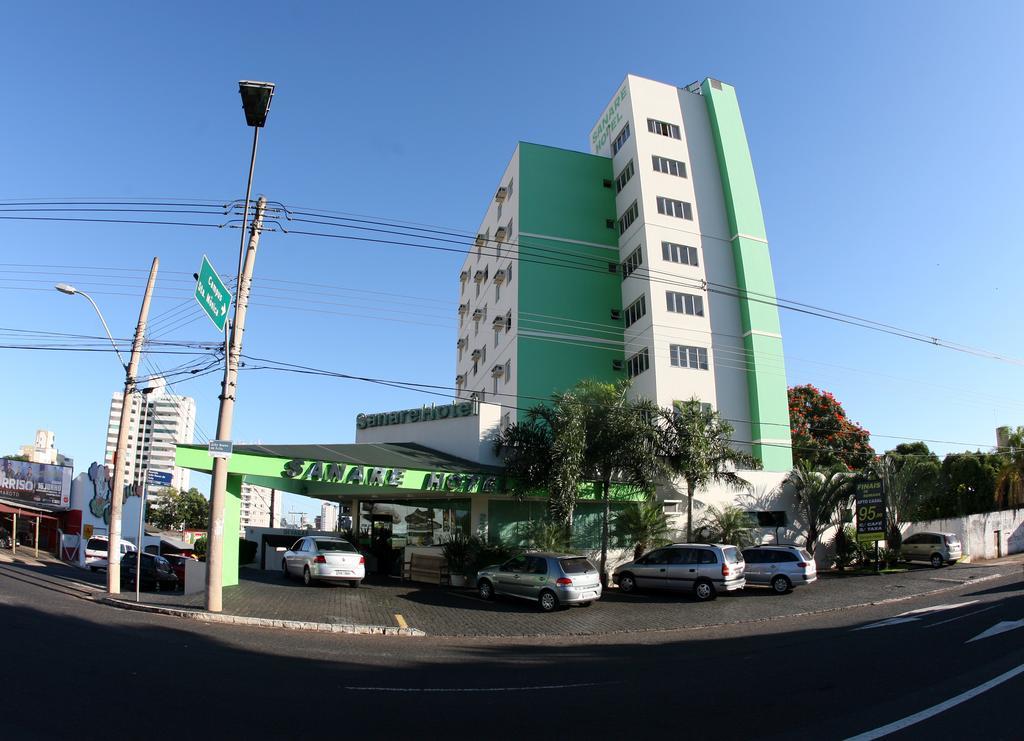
95, 558, 1015, 638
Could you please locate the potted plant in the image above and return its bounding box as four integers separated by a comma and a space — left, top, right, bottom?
441, 531, 471, 587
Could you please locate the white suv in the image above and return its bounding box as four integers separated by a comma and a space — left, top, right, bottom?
85, 536, 136, 571
742, 545, 817, 593
901, 532, 962, 568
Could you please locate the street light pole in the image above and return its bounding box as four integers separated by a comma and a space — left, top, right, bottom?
55, 258, 159, 595
204, 80, 274, 614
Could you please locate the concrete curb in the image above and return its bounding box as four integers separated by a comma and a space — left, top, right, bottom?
97, 597, 426, 636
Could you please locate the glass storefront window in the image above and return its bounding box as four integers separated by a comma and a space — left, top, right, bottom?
361, 499, 470, 548
488, 499, 631, 550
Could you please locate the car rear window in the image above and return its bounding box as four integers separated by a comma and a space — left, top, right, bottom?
87, 538, 107, 551
722, 547, 742, 563
560, 557, 596, 574
315, 540, 356, 552
799, 550, 813, 562
945, 535, 960, 546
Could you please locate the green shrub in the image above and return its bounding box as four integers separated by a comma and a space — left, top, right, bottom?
466, 536, 515, 575
441, 531, 472, 576
527, 520, 572, 553
239, 538, 258, 565
832, 526, 858, 571
192, 536, 208, 561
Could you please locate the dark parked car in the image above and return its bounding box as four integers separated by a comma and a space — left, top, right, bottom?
120, 552, 179, 591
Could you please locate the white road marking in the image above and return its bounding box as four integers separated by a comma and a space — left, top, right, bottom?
852, 601, 979, 631
923, 605, 997, 628
845, 663, 1024, 740
967, 618, 1024, 643
343, 681, 615, 692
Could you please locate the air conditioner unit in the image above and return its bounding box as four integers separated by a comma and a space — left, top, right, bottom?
475, 233, 486, 246
474, 270, 485, 283
457, 337, 467, 349
472, 309, 484, 321
469, 391, 484, 402
612, 359, 624, 371
610, 309, 622, 321
491, 316, 505, 329
494, 186, 508, 203
459, 270, 469, 282
493, 269, 506, 285
471, 349, 482, 361
458, 303, 469, 315
491, 365, 504, 377
494, 227, 507, 243
455, 374, 465, 385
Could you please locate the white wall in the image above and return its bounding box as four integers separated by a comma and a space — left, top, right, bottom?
903, 508, 1024, 561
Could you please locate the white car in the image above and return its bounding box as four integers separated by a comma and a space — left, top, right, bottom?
742, 545, 817, 593
85, 536, 137, 571
901, 532, 962, 568
278, 536, 365, 587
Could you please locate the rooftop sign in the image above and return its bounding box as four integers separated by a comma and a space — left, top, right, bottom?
357, 401, 477, 430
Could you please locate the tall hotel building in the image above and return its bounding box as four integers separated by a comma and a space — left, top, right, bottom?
456, 75, 792, 472
104, 377, 197, 491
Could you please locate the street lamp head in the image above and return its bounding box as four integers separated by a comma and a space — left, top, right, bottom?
238, 80, 275, 128
55, 283, 78, 296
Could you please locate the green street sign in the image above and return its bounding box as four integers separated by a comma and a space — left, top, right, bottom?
194, 255, 231, 332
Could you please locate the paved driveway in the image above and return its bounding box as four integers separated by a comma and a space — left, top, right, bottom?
116, 560, 1010, 637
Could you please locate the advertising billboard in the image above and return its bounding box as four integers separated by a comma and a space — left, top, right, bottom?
0, 457, 72, 510
855, 479, 887, 543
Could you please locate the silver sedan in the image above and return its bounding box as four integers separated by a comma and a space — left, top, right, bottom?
278, 536, 365, 587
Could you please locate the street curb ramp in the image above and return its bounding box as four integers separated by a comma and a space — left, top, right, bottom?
97, 596, 426, 636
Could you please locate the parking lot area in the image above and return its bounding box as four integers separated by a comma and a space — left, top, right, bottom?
115, 560, 1009, 637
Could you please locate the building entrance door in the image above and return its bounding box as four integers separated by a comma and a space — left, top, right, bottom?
371, 514, 396, 576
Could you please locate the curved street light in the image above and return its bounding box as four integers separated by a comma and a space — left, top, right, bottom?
54, 283, 129, 370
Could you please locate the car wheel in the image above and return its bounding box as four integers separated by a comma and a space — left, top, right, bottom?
930, 553, 943, 569
771, 575, 791, 594
693, 579, 716, 602
538, 590, 559, 612
618, 573, 637, 594
303, 567, 313, 586
349, 580, 361, 588
282, 560, 289, 579
478, 579, 494, 601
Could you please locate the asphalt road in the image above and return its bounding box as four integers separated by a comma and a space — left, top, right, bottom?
1, 561, 1021, 740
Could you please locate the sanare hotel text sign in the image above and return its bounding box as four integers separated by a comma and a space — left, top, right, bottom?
281, 459, 500, 494
356, 401, 477, 430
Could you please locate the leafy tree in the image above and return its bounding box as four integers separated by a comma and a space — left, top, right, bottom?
936, 452, 1002, 517
995, 426, 1024, 509
527, 520, 572, 553
660, 398, 758, 542
495, 379, 663, 584
612, 501, 671, 560
697, 505, 756, 548
788, 384, 874, 470
787, 460, 856, 559
147, 487, 210, 530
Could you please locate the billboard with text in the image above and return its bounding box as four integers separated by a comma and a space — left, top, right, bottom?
0, 457, 72, 509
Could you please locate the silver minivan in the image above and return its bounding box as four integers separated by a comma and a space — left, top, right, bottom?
742, 545, 817, 593
613, 544, 746, 601
901, 532, 962, 568
477, 552, 602, 612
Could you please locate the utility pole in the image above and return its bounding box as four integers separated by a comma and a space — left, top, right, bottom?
108, 257, 159, 595
206, 196, 266, 612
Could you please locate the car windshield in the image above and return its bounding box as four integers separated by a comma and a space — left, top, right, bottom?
722, 547, 743, 563
315, 540, 356, 552
560, 557, 595, 574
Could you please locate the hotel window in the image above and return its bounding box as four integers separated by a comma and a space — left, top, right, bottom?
507, 179, 514, 200
505, 310, 512, 331
506, 263, 513, 285
506, 218, 513, 242
505, 360, 512, 384
495, 282, 500, 302
611, 122, 631, 155
618, 201, 639, 234
652, 155, 687, 178
621, 245, 643, 279
497, 202, 502, 222
627, 347, 650, 378
494, 327, 501, 347
670, 344, 709, 370
493, 376, 499, 395
672, 400, 713, 418
623, 294, 646, 328
647, 118, 681, 139
662, 241, 699, 266
615, 160, 634, 193
656, 196, 693, 220
666, 290, 704, 316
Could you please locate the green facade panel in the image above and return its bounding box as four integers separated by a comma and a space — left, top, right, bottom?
702, 80, 793, 472
515, 143, 624, 419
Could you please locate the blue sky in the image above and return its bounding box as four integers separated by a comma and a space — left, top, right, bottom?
2, 1, 1021, 519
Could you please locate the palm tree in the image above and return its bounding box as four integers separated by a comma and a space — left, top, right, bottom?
788, 460, 856, 559
612, 501, 671, 559
995, 426, 1024, 509
659, 398, 758, 542
865, 455, 929, 551
697, 505, 757, 547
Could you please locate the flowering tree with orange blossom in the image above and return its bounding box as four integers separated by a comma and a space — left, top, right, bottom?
788, 384, 875, 471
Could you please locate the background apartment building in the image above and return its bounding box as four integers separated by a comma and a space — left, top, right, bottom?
104, 377, 196, 491
239, 482, 282, 534
456, 75, 792, 472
